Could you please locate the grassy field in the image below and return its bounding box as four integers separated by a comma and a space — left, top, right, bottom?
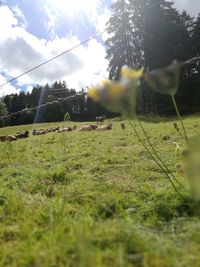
0, 116, 200, 267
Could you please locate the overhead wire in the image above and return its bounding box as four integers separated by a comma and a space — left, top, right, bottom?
0, 30, 106, 89
0, 0, 164, 90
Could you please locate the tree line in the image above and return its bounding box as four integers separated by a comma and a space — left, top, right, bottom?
0, 0, 200, 127
0, 81, 115, 127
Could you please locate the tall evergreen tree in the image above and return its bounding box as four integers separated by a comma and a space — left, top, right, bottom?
106, 0, 143, 80
189, 14, 200, 112
0, 100, 8, 116
192, 14, 200, 56
0, 100, 8, 127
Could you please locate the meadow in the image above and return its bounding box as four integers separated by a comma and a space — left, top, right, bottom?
0, 116, 200, 267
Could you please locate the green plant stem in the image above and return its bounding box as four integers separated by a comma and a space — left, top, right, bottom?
171, 95, 188, 142
129, 121, 185, 200
137, 119, 183, 187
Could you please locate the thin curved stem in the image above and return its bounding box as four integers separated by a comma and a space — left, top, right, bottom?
137, 119, 183, 187
171, 95, 188, 142
129, 121, 185, 200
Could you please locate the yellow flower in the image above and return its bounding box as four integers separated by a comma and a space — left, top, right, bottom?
102, 81, 125, 100
87, 87, 100, 101
121, 68, 144, 80
88, 67, 143, 118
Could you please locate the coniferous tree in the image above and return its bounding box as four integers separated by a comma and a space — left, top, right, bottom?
106, 0, 143, 80
0, 100, 8, 127
190, 14, 200, 112
192, 14, 200, 56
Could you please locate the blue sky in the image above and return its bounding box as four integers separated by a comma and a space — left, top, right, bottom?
3, 0, 112, 39
0, 0, 199, 96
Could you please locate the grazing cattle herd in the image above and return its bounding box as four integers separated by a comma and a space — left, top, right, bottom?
0, 116, 115, 142
0, 130, 29, 142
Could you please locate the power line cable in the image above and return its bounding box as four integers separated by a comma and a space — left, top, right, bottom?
0, 0, 166, 89
1, 56, 199, 121
0, 0, 165, 89
0, 30, 106, 89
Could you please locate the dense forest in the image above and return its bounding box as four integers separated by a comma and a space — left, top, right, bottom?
0, 81, 114, 127
0, 0, 200, 127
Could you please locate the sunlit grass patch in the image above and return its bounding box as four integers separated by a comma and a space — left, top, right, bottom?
0, 117, 200, 266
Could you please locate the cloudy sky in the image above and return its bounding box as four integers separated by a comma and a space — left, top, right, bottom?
0, 0, 199, 97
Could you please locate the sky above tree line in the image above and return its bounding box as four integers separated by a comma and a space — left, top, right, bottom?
0, 0, 199, 97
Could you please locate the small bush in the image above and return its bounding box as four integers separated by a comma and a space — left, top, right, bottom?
64, 112, 70, 121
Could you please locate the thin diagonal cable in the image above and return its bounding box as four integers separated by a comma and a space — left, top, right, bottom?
0, 30, 106, 88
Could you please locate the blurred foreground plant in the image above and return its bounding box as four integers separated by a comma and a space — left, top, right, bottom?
88, 58, 200, 202
182, 138, 200, 201
144, 61, 188, 141
88, 68, 143, 118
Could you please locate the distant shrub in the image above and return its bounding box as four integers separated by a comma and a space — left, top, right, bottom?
64, 112, 70, 121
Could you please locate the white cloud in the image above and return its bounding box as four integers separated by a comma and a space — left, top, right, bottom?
174, 0, 200, 17
94, 7, 111, 41
11, 5, 28, 28
0, 74, 20, 97
64, 39, 108, 89
0, 5, 18, 37
45, 0, 101, 23
42, 5, 58, 38
0, 5, 109, 96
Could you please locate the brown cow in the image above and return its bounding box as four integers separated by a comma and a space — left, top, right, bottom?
7, 135, 17, 141
96, 116, 106, 125
15, 131, 29, 139
96, 124, 113, 131
79, 125, 94, 131
0, 136, 7, 142
120, 122, 125, 130
58, 127, 72, 133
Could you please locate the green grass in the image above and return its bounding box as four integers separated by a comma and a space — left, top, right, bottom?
0, 116, 200, 267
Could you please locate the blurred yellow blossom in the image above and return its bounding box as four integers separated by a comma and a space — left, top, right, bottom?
121, 68, 144, 79
88, 87, 100, 101
88, 67, 143, 118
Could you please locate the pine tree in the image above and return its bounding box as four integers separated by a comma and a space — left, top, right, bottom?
0, 100, 8, 116
106, 0, 143, 80
192, 14, 200, 56
189, 14, 200, 112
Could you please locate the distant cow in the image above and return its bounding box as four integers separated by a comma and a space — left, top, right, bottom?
90, 125, 98, 130
7, 135, 17, 141
15, 130, 29, 139
0, 136, 7, 142
120, 122, 125, 130
32, 129, 46, 135
58, 127, 73, 133
79, 125, 94, 131
96, 124, 113, 131
96, 116, 106, 125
